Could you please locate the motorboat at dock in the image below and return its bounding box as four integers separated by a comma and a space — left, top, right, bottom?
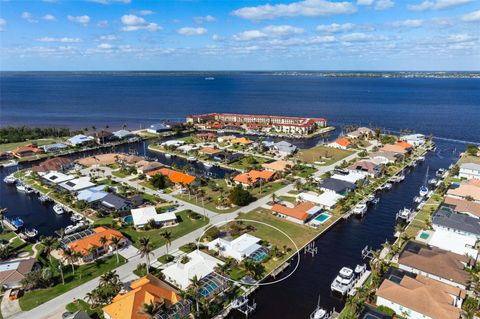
53, 204, 64, 215
331, 267, 355, 295
353, 203, 368, 216
3, 174, 16, 185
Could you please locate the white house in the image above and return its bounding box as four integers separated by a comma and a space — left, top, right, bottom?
400, 134, 426, 147
297, 192, 343, 210
40, 171, 75, 185
130, 206, 178, 229
67, 134, 94, 146
331, 171, 367, 184
59, 177, 95, 193
207, 233, 263, 262
162, 250, 223, 290
459, 163, 480, 180
161, 140, 185, 148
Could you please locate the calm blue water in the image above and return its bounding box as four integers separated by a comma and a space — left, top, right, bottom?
1, 74, 479, 143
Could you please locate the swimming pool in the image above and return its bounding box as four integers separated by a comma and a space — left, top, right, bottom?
249, 247, 269, 263
314, 213, 331, 224
198, 274, 223, 298
419, 231, 430, 240
122, 215, 133, 224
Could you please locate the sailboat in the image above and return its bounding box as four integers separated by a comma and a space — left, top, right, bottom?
310, 296, 330, 319
419, 166, 429, 197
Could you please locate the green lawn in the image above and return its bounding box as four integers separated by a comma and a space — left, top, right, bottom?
118, 210, 209, 249
0, 138, 61, 152
65, 300, 102, 318
292, 165, 317, 178
19, 255, 125, 311
295, 145, 354, 166
227, 156, 271, 171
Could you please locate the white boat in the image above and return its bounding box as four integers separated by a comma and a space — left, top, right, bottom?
24, 228, 38, 238
331, 267, 355, 295
187, 156, 197, 162
397, 208, 412, 220
436, 168, 446, 177
16, 184, 27, 192
3, 175, 16, 184
53, 204, 64, 215
164, 153, 171, 158
417, 156, 425, 162
203, 162, 213, 169
413, 196, 423, 203
417, 201, 426, 210
64, 221, 89, 235
383, 183, 393, 190
1, 160, 18, 168
310, 296, 330, 319
428, 178, 438, 185
354, 264, 367, 276
419, 186, 428, 197
70, 214, 83, 222
231, 296, 248, 309
372, 198, 380, 204
366, 194, 375, 202
38, 195, 51, 203
353, 203, 367, 216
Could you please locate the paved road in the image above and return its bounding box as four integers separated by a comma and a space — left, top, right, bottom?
11, 150, 361, 319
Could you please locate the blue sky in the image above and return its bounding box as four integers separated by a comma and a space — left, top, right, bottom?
0, 0, 479, 70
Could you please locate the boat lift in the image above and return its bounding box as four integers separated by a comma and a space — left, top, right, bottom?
236, 299, 257, 318
361, 245, 375, 260
304, 241, 318, 257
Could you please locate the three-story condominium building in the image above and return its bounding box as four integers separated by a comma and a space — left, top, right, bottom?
186, 113, 327, 136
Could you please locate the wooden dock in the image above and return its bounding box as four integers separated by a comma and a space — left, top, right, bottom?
348, 270, 371, 296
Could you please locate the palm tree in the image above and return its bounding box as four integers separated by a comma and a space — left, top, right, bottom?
99, 236, 108, 254
41, 236, 57, 264
87, 245, 98, 260
138, 300, 164, 318
271, 192, 277, 204
161, 230, 173, 256
138, 237, 154, 274
188, 275, 201, 314
110, 236, 122, 264
85, 291, 98, 308
63, 248, 79, 274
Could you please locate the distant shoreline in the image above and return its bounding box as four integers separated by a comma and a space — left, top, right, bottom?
1, 70, 480, 78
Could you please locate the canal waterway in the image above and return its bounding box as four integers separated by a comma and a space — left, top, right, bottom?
229, 139, 462, 319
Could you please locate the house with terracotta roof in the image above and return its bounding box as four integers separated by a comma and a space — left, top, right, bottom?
444, 196, 480, 218
261, 160, 294, 173
446, 180, 480, 202
368, 150, 401, 164
348, 159, 384, 177
380, 144, 408, 155
231, 137, 253, 145
103, 274, 191, 319
0, 258, 36, 289
271, 201, 322, 224
11, 144, 44, 158
346, 127, 373, 140
398, 242, 472, 289
147, 168, 196, 186
32, 157, 74, 173
134, 160, 163, 174
233, 170, 275, 188
195, 132, 217, 140
376, 270, 465, 319
395, 140, 413, 152
328, 137, 352, 150
198, 147, 223, 157
65, 227, 127, 262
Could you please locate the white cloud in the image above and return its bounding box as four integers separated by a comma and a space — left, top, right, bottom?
341, 32, 377, 42
316, 23, 354, 33
408, 0, 472, 11
308, 35, 336, 43
98, 34, 118, 41
233, 30, 267, 41
137, 10, 155, 16
88, 0, 131, 4
36, 37, 82, 43
97, 43, 114, 49
231, 0, 356, 20
120, 14, 160, 32
0, 18, 6, 26
21, 12, 38, 23
212, 34, 224, 41
233, 25, 304, 41
67, 15, 90, 25
391, 19, 423, 27
374, 0, 394, 10
97, 20, 109, 27
41, 14, 56, 21
177, 27, 208, 36
194, 15, 216, 23
357, 0, 374, 4
446, 34, 477, 43
461, 10, 480, 22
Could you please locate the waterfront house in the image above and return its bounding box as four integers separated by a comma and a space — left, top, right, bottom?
76, 185, 109, 203
400, 134, 426, 147
380, 144, 408, 155
233, 170, 275, 188
376, 270, 464, 319
198, 147, 223, 157
346, 127, 373, 140
217, 135, 236, 143
103, 274, 190, 319
395, 140, 414, 152
67, 134, 94, 147
134, 160, 163, 174
147, 168, 196, 186
368, 150, 401, 164
65, 226, 127, 262
59, 176, 95, 193
459, 163, 480, 180
398, 242, 472, 289
427, 206, 480, 259
273, 141, 297, 157
89, 130, 116, 144
32, 157, 74, 173
297, 192, 343, 210
331, 171, 368, 184
176, 144, 199, 154
40, 143, 69, 153
271, 201, 321, 224
11, 144, 44, 158
261, 160, 294, 173
130, 206, 178, 229
348, 160, 384, 177
319, 178, 356, 195
99, 193, 133, 212
40, 171, 75, 186
160, 140, 185, 148
147, 123, 172, 134
328, 137, 352, 150
213, 152, 243, 163
195, 132, 217, 140
443, 196, 480, 218
446, 180, 480, 202
0, 258, 36, 289
231, 137, 253, 145
207, 233, 265, 262
112, 129, 135, 140
162, 250, 223, 290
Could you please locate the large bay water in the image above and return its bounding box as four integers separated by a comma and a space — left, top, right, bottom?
0, 73, 478, 316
